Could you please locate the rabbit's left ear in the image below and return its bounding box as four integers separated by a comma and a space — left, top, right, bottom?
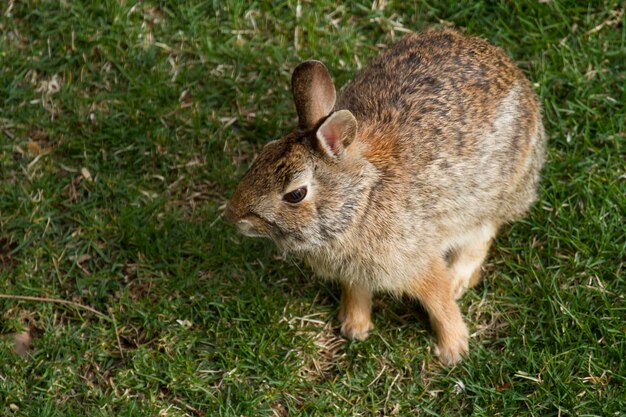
291, 60, 336, 130
315, 110, 357, 157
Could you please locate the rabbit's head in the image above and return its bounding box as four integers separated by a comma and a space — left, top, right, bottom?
226, 61, 372, 252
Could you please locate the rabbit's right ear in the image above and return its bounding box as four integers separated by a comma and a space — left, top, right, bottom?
291, 60, 336, 130
315, 110, 357, 157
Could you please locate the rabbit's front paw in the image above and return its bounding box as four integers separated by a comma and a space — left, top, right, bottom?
340, 315, 373, 341
435, 323, 469, 365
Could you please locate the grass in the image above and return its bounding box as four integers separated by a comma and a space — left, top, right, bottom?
0, 0, 624, 415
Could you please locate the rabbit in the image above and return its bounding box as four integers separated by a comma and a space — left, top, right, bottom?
226, 29, 546, 365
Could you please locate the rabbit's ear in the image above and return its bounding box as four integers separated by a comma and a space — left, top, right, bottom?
292, 60, 336, 129
315, 110, 357, 157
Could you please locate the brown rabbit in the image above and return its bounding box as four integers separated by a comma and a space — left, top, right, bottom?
226, 29, 546, 365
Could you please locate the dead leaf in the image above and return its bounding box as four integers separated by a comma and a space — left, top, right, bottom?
69, 253, 92, 264
13, 331, 32, 355
26, 141, 42, 155
81, 167, 93, 182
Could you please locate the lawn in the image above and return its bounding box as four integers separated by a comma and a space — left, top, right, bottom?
0, 1, 624, 416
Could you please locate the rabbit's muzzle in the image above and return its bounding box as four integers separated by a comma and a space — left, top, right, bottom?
226, 198, 271, 238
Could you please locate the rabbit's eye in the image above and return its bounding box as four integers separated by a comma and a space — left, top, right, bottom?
283, 187, 307, 204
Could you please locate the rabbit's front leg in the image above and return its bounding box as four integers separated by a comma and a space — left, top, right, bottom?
338, 281, 373, 341
406, 258, 469, 365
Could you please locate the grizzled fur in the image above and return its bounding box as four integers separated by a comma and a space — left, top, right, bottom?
227, 29, 546, 365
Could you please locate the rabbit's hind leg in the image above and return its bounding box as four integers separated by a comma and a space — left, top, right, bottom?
447, 223, 497, 300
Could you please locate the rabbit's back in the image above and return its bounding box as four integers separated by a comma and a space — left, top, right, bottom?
336, 29, 545, 235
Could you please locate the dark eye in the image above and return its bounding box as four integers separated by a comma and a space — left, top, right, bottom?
283, 187, 307, 204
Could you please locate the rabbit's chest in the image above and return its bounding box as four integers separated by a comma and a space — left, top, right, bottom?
302, 244, 421, 293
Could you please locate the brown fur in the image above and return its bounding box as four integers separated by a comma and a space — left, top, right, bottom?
292, 60, 336, 129
405, 257, 469, 365
338, 282, 373, 341
226, 29, 546, 365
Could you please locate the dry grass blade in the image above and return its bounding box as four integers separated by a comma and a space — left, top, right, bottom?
0, 294, 124, 358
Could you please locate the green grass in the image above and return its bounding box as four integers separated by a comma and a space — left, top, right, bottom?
1, 1, 624, 415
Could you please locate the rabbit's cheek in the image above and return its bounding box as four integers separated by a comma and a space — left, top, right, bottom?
272, 204, 326, 250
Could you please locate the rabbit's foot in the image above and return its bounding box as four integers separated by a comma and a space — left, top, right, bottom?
447, 223, 496, 300
434, 321, 469, 365
340, 315, 373, 341
451, 267, 483, 300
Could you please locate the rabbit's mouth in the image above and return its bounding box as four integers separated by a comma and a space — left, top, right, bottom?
229, 208, 312, 250
226, 201, 273, 238
234, 218, 270, 238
